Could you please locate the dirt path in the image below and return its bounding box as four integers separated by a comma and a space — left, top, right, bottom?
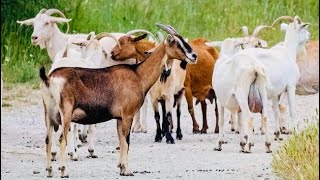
1, 84, 319, 179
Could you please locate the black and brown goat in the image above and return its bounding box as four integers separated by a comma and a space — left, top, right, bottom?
40, 24, 197, 177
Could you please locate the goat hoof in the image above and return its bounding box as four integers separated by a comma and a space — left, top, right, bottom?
200, 129, 207, 134
214, 147, 222, 151
193, 127, 200, 134
61, 175, 69, 178
115, 146, 120, 150
280, 127, 292, 135
235, 131, 240, 134
77, 144, 82, 148
176, 134, 183, 140
231, 128, 235, 132
243, 150, 252, 153
166, 139, 175, 144
155, 134, 162, 142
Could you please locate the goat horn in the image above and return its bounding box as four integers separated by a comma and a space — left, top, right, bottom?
95, 32, 121, 48
156, 23, 178, 36
45, 9, 70, 34
126, 29, 157, 42
241, 26, 249, 36
271, 16, 293, 27
294, 15, 302, 24
87, 32, 96, 40
251, 25, 273, 37
38, 8, 47, 14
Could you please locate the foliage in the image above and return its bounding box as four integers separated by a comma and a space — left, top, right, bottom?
1, 0, 319, 83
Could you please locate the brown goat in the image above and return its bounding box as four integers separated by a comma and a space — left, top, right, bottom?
40, 24, 197, 177
184, 38, 220, 134
111, 33, 188, 144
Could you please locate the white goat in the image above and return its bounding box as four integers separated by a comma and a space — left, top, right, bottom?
233, 15, 310, 140
207, 38, 271, 153
17, 8, 156, 158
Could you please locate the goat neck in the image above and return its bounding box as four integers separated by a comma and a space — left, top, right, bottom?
45, 24, 69, 61
282, 27, 299, 61
136, 43, 168, 93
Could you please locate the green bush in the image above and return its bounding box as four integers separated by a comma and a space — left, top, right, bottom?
272, 110, 319, 180
1, 0, 319, 83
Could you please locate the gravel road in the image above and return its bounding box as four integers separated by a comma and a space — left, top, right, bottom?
1, 84, 319, 179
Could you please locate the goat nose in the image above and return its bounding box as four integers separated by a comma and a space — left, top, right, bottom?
192, 54, 197, 59
110, 51, 114, 56
32, 36, 38, 40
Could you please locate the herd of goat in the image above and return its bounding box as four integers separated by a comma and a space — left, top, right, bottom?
14, 8, 319, 177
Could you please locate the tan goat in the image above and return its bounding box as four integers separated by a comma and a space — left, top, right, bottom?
111, 33, 187, 143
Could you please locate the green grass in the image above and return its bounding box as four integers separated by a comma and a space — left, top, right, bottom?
1, 0, 319, 83
272, 109, 319, 180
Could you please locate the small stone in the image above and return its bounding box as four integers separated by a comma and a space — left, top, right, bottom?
33, 171, 40, 174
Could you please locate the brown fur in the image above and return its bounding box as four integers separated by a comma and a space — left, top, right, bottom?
41, 33, 196, 176
184, 38, 219, 134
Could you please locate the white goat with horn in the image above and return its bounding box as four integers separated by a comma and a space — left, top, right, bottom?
232, 15, 310, 141
207, 37, 272, 153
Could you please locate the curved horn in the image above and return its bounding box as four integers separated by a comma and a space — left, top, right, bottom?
156, 23, 177, 35
271, 16, 294, 27
45, 9, 70, 33
87, 32, 96, 41
126, 29, 157, 42
95, 32, 121, 48
251, 25, 273, 37
165, 24, 179, 35
294, 15, 302, 24
38, 8, 47, 14
241, 26, 249, 36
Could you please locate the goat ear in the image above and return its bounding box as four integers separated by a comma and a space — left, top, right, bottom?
300, 23, 309, 29
133, 33, 147, 42
17, 18, 35, 26
280, 23, 289, 31
49, 17, 72, 24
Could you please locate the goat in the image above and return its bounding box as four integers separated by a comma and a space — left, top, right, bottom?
39, 24, 197, 177
210, 37, 271, 153
111, 32, 187, 143
110, 33, 158, 134
184, 38, 219, 134
233, 15, 310, 141
227, 25, 274, 133
17, 8, 157, 158
276, 24, 318, 135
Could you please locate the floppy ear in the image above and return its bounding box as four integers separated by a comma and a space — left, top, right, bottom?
280, 23, 289, 31
133, 33, 147, 42
17, 18, 35, 26
49, 17, 72, 24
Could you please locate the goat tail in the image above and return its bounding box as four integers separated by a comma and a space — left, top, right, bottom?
248, 65, 267, 113
39, 66, 49, 87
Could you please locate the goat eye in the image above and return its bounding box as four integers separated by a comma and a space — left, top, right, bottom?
45, 22, 49, 26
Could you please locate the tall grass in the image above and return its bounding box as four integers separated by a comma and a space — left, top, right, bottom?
1, 0, 319, 84
272, 110, 319, 179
